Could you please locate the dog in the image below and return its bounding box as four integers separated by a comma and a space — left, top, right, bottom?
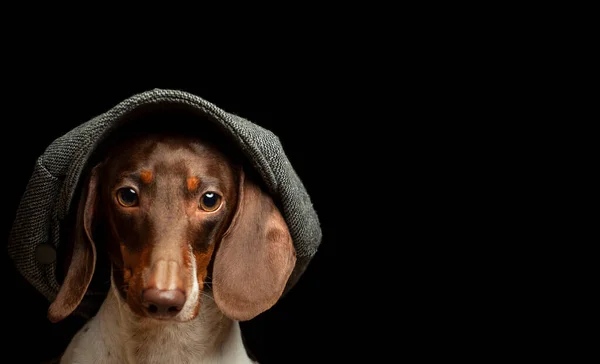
46, 129, 297, 363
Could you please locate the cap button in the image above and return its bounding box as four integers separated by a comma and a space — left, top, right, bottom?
36, 243, 57, 264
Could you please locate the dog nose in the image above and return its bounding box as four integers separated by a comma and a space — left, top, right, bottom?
142, 288, 186, 317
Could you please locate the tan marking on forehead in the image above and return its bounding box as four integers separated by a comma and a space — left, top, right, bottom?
187, 176, 200, 192
140, 170, 153, 184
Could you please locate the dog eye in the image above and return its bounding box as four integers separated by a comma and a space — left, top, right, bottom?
199, 192, 222, 212
117, 187, 139, 207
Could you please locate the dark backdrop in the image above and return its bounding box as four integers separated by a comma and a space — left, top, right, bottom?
1, 71, 348, 363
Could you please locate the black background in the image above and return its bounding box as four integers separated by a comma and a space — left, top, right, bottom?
0, 37, 503, 362
0, 16, 523, 364
1, 68, 360, 363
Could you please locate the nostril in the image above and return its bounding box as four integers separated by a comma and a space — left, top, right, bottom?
142, 288, 186, 317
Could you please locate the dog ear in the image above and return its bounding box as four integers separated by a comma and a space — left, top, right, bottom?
213, 169, 296, 321
48, 164, 101, 323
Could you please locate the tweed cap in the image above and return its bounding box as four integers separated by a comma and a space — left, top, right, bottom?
7, 88, 321, 317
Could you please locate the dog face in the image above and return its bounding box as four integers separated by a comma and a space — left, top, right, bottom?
102, 135, 239, 321
48, 131, 296, 323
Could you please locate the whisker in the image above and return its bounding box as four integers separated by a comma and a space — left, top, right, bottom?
199, 291, 215, 302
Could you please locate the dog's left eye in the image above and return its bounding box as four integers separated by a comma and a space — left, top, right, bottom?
117, 187, 139, 207
199, 192, 222, 212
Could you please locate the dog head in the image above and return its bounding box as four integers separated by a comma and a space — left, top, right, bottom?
48, 131, 296, 323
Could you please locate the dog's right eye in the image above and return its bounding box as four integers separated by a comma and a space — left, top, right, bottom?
117, 187, 139, 207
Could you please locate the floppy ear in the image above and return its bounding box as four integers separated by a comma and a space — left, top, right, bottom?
213, 169, 296, 321
47, 164, 100, 323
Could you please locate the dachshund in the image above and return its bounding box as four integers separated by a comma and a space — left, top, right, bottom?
47, 128, 297, 363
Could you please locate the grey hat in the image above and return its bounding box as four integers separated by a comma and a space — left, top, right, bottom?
7, 88, 322, 318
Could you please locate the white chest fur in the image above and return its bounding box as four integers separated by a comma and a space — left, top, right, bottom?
60, 288, 256, 364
